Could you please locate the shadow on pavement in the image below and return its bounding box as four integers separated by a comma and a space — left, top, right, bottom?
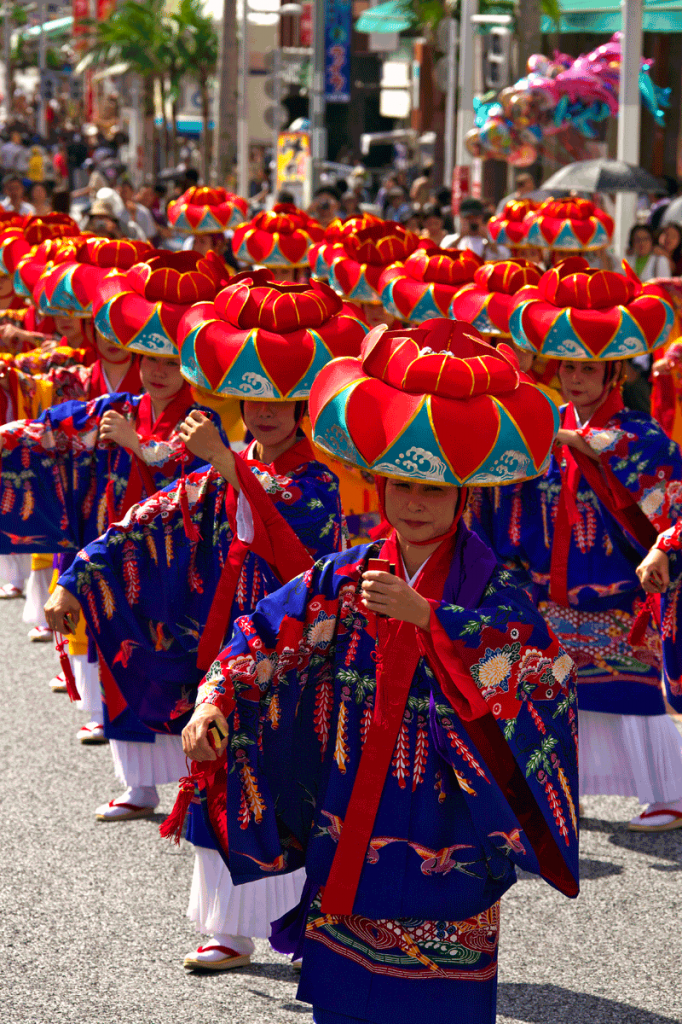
498, 983, 680, 1023
516, 857, 622, 881
581, 816, 682, 866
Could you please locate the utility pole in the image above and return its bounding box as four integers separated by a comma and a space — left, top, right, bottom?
237, 0, 249, 198
38, 0, 47, 137
2, 3, 11, 123
212, 0, 238, 187
309, 0, 325, 195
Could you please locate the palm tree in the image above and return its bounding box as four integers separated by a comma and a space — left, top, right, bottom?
169, 0, 219, 183
76, 0, 167, 175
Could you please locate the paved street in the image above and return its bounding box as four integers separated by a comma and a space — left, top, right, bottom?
1, 596, 681, 1024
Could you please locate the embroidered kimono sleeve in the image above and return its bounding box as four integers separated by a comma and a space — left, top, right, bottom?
417, 567, 580, 897
579, 410, 682, 530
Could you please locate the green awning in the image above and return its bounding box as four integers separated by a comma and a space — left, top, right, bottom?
355, 1, 416, 34
541, 1, 682, 34
18, 15, 73, 39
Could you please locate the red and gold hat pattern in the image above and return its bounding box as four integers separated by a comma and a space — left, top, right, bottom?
167, 186, 249, 234
94, 250, 227, 358
36, 238, 153, 318
232, 203, 324, 269
179, 268, 368, 400
488, 199, 539, 249
308, 213, 382, 279
379, 247, 483, 323
450, 258, 542, 338
310, 317, 559, 486
524, 197, 613, 252
13, 236, 82, 299
329, 221, 422, 305
509, 257, 675, 360
0, 212, 80, 277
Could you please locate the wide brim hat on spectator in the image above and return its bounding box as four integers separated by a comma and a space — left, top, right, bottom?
509, 257, 675, 360
488, 199, 539, 249
93, 250, 228, 358
0, 213, 80, 277
523, 198, 613, 252
178, 268, 368, 400
167, 186, 249, 234
329, 221, 422, 306
309, 317, 559, 486
308, 213, 382, 279
232, 203, 324, 270
13, 236, 82, 299
450, 259, 543, 338
35, 238, 153, 318
379, 247, 483, 323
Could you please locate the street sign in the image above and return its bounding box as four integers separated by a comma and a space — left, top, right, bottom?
264, 104, 289, 130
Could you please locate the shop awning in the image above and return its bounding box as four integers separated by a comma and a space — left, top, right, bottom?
18, 15, 73, 38
541, 1, 682, 34
355, 1, 415, 34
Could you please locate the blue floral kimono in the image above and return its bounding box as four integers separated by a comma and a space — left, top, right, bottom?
58, 436, 345, 761
468, 391, 682, 717
193, 524, 579, 1023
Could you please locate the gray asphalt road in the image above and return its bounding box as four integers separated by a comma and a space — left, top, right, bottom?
1, 597, 681, 1024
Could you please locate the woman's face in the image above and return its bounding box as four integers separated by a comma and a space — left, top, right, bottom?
632, 229, 653, 257
31, 184, 48, 205
663, 225, 682, 254
53, 315, 84, 346
558, 360, 606, 408
423, 216, 443, 237
384, 479, 459, 545
243, 400, 298, 448
362, 303, 392, 329
139, 355, 184, 402
95, 329, 130, 364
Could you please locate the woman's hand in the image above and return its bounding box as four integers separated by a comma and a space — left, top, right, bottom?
44, 585, 81, 634
178, 411, 238, 486
182, 702, 229, 762
361, 570, 432, 629
636, 547, 670, 594
99, 410, 141, 453
554, 428, 600, 462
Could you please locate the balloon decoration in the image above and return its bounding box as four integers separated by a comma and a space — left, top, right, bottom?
379, 247, 483, 323
509, 257, 675, 360
178, 269, 368, 400
309, 318, 559, 486
467, 33, 671, 166
450, 259, 542, 338
167, 186, 249, 233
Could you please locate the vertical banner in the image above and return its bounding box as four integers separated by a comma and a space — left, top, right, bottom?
72, 0, 89, 53
324, 0, 351, 103
299, 2, 312, 48
96, 0, 116, 20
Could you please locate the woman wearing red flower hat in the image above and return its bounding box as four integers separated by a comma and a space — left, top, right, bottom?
471, 258, 682, 833
178, 317, 578, 1023
49, 272, 363, 972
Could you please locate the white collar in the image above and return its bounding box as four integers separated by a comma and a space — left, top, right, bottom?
401, 553, 432, 588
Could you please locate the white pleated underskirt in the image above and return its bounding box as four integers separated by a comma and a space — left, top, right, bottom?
109, 733, 186, 787
0, 553, 30, 589
187, 846, 306, 939
73, 654, 101, 715
22, 567, 52, 626
579, 709, 682, 803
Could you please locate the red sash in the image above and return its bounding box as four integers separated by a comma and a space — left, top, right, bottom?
549, 390, 658, 606
196, 437, 318, 671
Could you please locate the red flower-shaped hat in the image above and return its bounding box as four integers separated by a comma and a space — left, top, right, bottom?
310, 318, 559, 486
308, 213, 382, 279
179, 268, 368, 399
0, 213, 80, 277
379, 247, 483, 323
488, 199, 539, 249
167, 186, 249, 233
329, 221, 422, 305
36, 238, 153, 317
509, 257, 675, 360
94, 250, 228, 357
13, 236, 82, 299
232, 203, 324, 269
450, 259, 543, 337
524, 197, 613, 252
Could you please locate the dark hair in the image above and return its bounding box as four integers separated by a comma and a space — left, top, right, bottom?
663, 221, 682, 267
422, 202, 443, 222
276, 189, 295, 204
3, 173, 22, 188
184, 168, 199, 185
51, 190, 71, 214
628, 223, 654, 249
314, 186, 340, 202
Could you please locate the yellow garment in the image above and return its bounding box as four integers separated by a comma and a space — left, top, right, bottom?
31, 552, 53, 571
49, 567, 88, 656
537, 381, 563, 408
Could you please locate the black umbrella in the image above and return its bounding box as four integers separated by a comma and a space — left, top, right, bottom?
541, 159, 664, 195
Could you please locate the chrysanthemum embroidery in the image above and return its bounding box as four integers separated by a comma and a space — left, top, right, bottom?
303, 608, 337, 648
471, 642, 521, 699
